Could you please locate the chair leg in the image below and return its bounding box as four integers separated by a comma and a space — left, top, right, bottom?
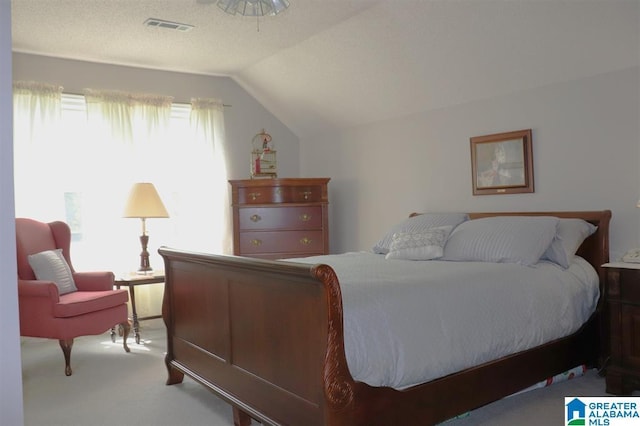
59, 339, 74, 376
120, 320, 131, 353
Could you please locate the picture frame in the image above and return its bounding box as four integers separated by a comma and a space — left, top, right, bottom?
470, 129, 533, 195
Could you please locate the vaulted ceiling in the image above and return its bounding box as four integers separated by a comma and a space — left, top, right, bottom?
11, 0, 640, 139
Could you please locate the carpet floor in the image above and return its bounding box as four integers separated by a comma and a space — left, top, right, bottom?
21, 318, 620, 426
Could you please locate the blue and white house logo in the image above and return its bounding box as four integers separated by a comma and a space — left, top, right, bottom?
565, 397, 640, 426
566, 398, 587, 425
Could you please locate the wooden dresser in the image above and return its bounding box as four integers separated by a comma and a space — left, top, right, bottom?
229, 178, 330, 259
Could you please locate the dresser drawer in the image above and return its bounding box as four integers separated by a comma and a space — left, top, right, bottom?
621, 304, 640, 370
238, 206, 323, 231
609, 269, 640, 304
237, 185, 325, 204
239, 230, 325, 255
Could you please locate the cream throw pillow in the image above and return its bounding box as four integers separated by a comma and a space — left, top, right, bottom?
28, 249, 78, 295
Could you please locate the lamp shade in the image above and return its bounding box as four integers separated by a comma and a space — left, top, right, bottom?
123, 183, 169, 218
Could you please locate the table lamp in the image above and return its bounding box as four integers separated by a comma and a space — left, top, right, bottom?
123, 182, 169, 273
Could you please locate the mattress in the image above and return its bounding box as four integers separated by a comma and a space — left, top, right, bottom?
287, 252, 599, 390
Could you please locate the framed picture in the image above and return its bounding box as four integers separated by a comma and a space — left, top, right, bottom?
470, 129, 533, 195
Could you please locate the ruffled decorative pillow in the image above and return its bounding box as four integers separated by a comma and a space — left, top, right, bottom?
373, 213, 468, 254
385, 226, 453, 261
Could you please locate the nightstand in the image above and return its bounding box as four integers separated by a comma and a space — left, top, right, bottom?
603, 262, 640, 394
115, 272, 165, 344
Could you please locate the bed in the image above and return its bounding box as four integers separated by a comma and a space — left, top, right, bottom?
159, 210, 611, 426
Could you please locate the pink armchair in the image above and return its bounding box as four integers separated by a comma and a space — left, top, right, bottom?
15, 218, 130, 376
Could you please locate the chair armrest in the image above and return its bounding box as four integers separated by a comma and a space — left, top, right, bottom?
18, 279, 60, 300
73, 271, 115, 291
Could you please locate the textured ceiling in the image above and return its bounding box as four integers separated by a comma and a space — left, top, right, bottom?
11, 0, 640, 139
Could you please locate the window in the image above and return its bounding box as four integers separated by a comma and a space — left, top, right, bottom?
14, 89, 230, 273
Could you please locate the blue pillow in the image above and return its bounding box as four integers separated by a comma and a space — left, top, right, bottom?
442, 216, 559, 266
542, 218, 597, 268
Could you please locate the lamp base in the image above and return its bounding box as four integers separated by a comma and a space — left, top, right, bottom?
138, 234, 152, 273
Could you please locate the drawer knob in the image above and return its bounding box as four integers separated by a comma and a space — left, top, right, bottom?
301, 191, 312, 200
250, 239, 262, 246
299, 213, 311, 222
250, 214, 261, 222
249, 192, 261, 201
300, 237, 312, 245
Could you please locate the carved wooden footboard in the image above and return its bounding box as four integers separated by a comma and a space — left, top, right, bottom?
159, 248, 352, 425
159, 210, 611, 426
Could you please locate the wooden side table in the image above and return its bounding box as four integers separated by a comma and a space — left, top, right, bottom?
603, 262, 640, 395
115, 272, 165, 344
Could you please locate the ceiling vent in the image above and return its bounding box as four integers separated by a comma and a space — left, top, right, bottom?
143, 18, 194, 32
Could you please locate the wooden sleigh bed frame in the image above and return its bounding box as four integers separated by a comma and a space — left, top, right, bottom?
159, 210, 611, 426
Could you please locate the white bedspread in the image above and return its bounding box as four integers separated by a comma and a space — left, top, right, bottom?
286, 252, 599, 390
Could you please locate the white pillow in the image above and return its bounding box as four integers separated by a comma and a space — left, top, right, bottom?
385, 226, 453, 261
542, 218, 597, 268
373, 213, 468, 254
28, 249, 78, 295
442, 216, 559, 266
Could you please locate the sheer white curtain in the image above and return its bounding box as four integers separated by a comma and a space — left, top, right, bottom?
84, 89, 172, 146
189, 97, 232, 255
12, 81, 65, 222
12, 81, 62, 141
13, 84, 231, 282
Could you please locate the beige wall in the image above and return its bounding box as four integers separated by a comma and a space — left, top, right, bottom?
301, 67, 640, 262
